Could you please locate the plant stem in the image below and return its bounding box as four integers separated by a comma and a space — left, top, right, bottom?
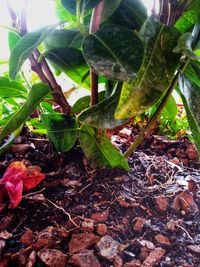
124, 59, 189, 159
89, 0, 104, 106
8, 0, 71, 115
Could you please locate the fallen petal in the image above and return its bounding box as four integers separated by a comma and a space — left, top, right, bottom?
0, 162, 26, 185
5, 180, 23, 209
23, 166, 45, 190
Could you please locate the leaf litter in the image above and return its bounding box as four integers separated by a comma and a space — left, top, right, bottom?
0, 126, 200, 266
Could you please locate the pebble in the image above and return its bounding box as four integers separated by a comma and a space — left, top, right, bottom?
96, 235, 120, 261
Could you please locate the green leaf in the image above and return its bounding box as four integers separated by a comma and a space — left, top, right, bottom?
101, 0, 122, 21
107, 0, 147, 31
175, 1, 200, 32
0, 127, 22, 155
115, 16, 181, 119
41, 113, 78, 152
78, 83, 129, 129
174, 18, 200, 59
8, 32, 21, 51
83, 25, 144, 81
61, 0, 101, 15
55, 0, 77, 22
184, 62, 200, 88
178, 73, 200, 131
9, 23, 61, 80
79, 124, 129, 170
45, 48, 90, 88
177, 85, 200, 156
72, 91, 105, 113
0, 76, 27, 98
161, 95, 178, 121
45, 29, 83, 51
0, 83, 50, 141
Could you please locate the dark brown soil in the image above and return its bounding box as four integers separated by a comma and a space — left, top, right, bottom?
0, 127, 200, 267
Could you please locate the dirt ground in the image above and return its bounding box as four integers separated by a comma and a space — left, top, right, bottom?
0, 126, 200, 267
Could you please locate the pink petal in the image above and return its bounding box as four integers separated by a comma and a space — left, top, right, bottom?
5, 180, 23, 209
23, 166, 45, 190
0, 162, 27, 185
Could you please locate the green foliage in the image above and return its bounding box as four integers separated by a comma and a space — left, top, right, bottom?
0, 83, 49, 143
41, 113, 78, 152
115, 16, 181, 119
79, 124, 129, 170
9, 23, 61, 79
83, 25, 144, 81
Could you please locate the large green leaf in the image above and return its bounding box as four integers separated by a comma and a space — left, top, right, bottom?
78, 83, 129, 129
178, 73, 200, 131
8, 32, 21, 51
101, 0, 122, 22
115, 16, 181, 119
0, 83, 50, 141
41, 113, 78, 152
44, 29, 83, 51
83, 25, 144, 81
184, 62, 200, 88
175, 1, 200, 32
9, 23, 61, 80
61, 0, 101, 15
79, 124, 129, 170
55, 0, 77, 22
0, 77, 27, 98
45, 48, 90, 88
106, 0, 147, 30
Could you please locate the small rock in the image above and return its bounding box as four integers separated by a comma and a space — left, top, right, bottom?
187, 245, 200, 254
0, 231, 12, 240
81, 220, 94, 233
133, 217, 146, 232
139, 247, 149, 262
96, 235, 120, 261
172, 191, 198, 214
37, 249, 67, 267
70, 249, 101, 267
123, 260, 141, 267
142, 248, 165, 267
11, 144, 30, 154
154, 234, 171, 246
139, 240, 155, 250
21, 229, 35, 245
90, 210, 109, 222
0, 214, 15, 232
114, 255, 123, 267
186, 145, 198, 160
69, 233, 100, 255
33, 226, 56, 250
96, 224, 107, 236
154, 196, 169, 212
25, 250, 36, 267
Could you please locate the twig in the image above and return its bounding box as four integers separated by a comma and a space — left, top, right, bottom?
47, 199, 80, 229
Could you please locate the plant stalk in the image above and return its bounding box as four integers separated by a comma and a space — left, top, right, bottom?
89, 0, 104, 106
124, 59, 189, 159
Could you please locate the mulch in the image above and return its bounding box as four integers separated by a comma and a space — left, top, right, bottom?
0, 126, 200, 267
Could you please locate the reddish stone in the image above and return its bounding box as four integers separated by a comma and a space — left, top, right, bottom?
142, 248, 165, 267
96, 224, 107, 236
154, 234, 171, 246
172, 191, 198, 214
90, 210, 109, 222
69, 233, 100, 255
37, 249, 67, 267
154, 196, 169, 212
133, 217, 146, 232
70, 250, 101, 267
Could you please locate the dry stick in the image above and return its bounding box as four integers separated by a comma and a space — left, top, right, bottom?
89, 0, 105, 106
124, 60, 189, 159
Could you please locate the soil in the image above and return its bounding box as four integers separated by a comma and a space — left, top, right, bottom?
0, 126, 200, 267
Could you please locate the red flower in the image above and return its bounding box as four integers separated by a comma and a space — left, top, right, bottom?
0, 161, 45, 209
